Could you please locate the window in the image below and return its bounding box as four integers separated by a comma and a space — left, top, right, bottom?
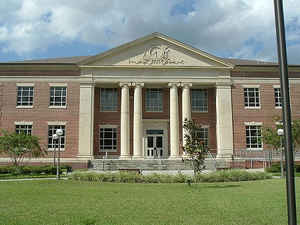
196, 127, 209, 148
246, 125, 262, 149
100, 88, 118, 111
274, 88, 282, 107
244, 88, 260, 108
48, 125, 65, 149
145, 88, 163, 112
50, 87, 67, 107
16, 124, 32, 135
100, 127, 117, 152
191, 89, 208, 112
17, 87, 34, 106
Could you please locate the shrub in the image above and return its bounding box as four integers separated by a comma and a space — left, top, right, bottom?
0, 165, 72, 175
69, 170, 271, 183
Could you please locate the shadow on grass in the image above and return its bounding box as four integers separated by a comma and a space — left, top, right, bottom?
202, 184, 241, 189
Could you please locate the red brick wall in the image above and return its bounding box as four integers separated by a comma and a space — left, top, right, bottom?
232, 82, 300, 151
0, 81, 80, 158
93, 86, 217, 157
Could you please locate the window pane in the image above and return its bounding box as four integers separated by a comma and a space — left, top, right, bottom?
145, 89, 163, 112
100, 88, 118, 111
191, 89, 208, 112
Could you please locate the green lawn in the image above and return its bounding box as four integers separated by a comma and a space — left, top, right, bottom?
0, 179, 299, 225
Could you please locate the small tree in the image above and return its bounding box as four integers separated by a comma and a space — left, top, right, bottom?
262, 117, 300, 177
182, 119, 208, 174
0, 130, 46, 167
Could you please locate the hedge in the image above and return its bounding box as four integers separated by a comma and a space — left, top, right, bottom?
0, 165, 72, 175
70, 170, 271, 183
265, 163, 300, 173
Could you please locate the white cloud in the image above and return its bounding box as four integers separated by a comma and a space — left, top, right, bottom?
0, 0, 300, 64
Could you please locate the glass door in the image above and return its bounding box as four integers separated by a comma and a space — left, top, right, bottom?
146, 129, 164, 158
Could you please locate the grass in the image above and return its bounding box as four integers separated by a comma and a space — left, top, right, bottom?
0, 179, 299, 225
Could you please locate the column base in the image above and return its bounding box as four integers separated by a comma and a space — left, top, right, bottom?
119, 155, 132, 160
76, 155, 94, 160
132, 156, 144, 160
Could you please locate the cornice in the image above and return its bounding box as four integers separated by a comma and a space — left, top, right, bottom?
0, 64, 79, 71
233, 65, 300, 72
79, 65, 232, 70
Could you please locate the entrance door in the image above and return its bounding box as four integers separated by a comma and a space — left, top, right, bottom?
146, 129, 164, 158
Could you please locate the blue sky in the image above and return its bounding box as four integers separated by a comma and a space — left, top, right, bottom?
0, 0, 300, 64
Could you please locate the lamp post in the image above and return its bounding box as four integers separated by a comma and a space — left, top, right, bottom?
277, 128, 284, 178
53, 134, 58, 167
56, 128, 63, 180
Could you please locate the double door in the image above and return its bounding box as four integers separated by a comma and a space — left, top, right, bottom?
146, 129, 164, 158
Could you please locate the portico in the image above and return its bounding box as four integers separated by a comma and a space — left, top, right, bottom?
77, 32, 234, 161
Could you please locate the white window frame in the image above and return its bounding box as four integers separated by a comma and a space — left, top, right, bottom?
15, 121, 33, 135
274, 87, 282, 108
100, 88, 118, 112
243, 85, 261, 109
145, 88, 163, 112
245, 122, 263, 150
99, 125, 118, 152
191, 89, 208, 112
47, 124, 66, 151
196, 125, 209, 148
16, 86, 34, 108
49, 86, 67, 108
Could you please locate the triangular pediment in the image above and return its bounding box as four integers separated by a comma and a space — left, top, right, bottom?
79, 33, 233, 68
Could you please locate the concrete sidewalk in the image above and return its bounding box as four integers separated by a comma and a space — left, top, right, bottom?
0, 177, 68, 182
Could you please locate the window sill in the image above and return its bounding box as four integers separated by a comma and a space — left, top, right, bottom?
100, 110, 118, 113
275, 106, 282, 109
244, 107, 261, 110
47, 148, 65, 152
48, 106, 67, 109
192, 111, 208, 113
100, 150, 117, 153
246, 148, 263, 151
16, 106, 33, 109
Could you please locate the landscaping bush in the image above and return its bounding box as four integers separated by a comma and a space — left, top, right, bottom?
70, 170, 271, 183
265, 163, 300, 173
0, 164, 72, 175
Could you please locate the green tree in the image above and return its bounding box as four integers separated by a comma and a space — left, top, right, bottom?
182, 119, 208, 174
0, 130, 46, 167
262, 117, 300, 177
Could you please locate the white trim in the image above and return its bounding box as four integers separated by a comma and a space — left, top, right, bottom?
99, 125, 118, 153
273, 84, 281, 88
246, 148, 263, 151
242, 84, 260, 88
14, 121, 33, 125
275, 106, 282, 109
16, 105, 33, 109
47, 121, 67, 125
48, 83, 68, 87
47, 148, 65, 152
48, 105, 67, 109
244, 122, 263, 126
16, 83, 34, 87
244, 106, 261, 110
100, 124, 118, 128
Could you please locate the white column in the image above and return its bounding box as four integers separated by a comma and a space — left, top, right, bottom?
120, 83, 131, 159
78, 82, 94, 159
216, 83, 234, 158
169, 83, 180, 159
133, 82, 144, 159
181, 83, 192, 148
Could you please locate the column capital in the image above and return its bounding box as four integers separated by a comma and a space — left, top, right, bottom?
216, 82, 232, 89
119, 82, 131, 87
131, 82, 144, 87
181, 82, 193, 88
168, 82, 181, 87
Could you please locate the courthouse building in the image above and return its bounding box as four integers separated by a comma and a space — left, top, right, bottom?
0, 32, 300, 168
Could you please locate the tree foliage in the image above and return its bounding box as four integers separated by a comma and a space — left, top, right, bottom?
0, 130, 46, 167
182, 119, 208, 174
262, 116, 300, 151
